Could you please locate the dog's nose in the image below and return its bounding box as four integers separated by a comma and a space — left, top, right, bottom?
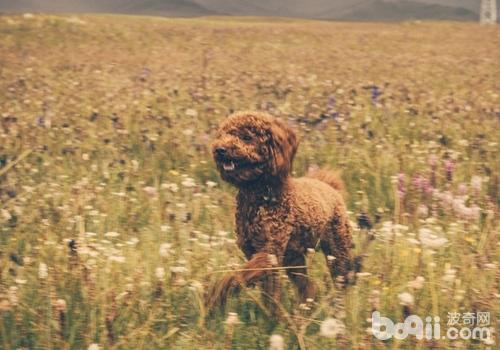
215, 147, 227, 156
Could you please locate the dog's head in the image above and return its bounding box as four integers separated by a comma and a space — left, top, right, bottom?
212, 111, 298, 187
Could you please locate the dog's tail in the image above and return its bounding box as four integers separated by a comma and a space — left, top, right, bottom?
206, 252, 275, 309
307, 168, 347, 198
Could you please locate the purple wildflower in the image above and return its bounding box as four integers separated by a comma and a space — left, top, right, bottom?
413, 174, 434, 195
370, 85, 381, 103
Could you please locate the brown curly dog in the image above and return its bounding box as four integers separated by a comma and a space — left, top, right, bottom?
208, 111, 353, 308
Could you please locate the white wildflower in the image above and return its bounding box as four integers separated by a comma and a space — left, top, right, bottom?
356, 272, 372, 278
189, 281, 203, 291
38, 263, 48, 279
206, 181, 217, 188
418, 228, 448, 249
484, 263, 496, 270
8, 286, 18, 306
269, 334, 285, 350
181, 177, 196, 188
126, 237, 139, 246
1, 209, 12, 221
417, 204, 429, 217
104, 231, 119, 238
159, 243, 172, 258
225, 312, 240, 325
143, 186, 157, 196
185, 109, 198, 117
161, 183, 178, 192
408, 276, 425, 290
131, 159, 139, 171
398, 292, 414, 306
407, 238, 421, 245
155, 267, 165, 280
470, 176, 482, 192
109, 256, 126, 263
394, 224, 409, 232
55, 299, 67, 312
378, 221, 399, 240
170, 266, 188, 274
442, 268, 456, 283
298, 303, 310, 311
320, 318, 345, 337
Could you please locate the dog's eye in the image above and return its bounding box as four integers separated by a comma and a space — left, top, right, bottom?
242, 134, 252, 142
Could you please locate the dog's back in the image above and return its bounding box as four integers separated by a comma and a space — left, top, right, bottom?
305, 169, 347, 199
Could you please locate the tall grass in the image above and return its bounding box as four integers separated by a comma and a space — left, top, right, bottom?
0, 14, 498, 349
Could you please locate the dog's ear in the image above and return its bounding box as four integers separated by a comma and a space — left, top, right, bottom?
268, 118, 298, 178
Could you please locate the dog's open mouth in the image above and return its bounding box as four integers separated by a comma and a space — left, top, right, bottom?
222, 160, 236, 171
217, 157, 253, 172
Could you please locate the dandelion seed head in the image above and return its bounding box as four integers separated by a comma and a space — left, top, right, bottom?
320, 318, 345, 337
269, 334, 285, 350
225, 312, 240, 325
55, 299, 67, 312
398, 292, 414, 306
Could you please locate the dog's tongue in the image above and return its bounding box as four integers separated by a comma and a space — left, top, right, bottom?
223, 161, 235, 171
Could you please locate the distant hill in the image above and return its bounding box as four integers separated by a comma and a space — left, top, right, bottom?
0, 0, 496, 21
0, 0, 217, 16
196, 0, 491, 20
120, 0, 217, 16
331, 0, 478, 21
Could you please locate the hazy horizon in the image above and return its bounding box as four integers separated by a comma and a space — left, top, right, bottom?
0, 0, 497, 21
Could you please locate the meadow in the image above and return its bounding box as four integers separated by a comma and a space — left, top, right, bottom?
0, 13, 498, 349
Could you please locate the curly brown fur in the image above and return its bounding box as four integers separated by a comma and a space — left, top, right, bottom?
209, 111, 354, 308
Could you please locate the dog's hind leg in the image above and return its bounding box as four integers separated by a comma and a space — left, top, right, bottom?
283, 251, 316, 301
320, 213, 354, 285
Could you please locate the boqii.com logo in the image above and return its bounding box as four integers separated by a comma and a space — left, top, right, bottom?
371, 311, 494, 343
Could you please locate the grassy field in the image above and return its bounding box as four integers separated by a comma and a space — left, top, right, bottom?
0, 13, 498, 350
